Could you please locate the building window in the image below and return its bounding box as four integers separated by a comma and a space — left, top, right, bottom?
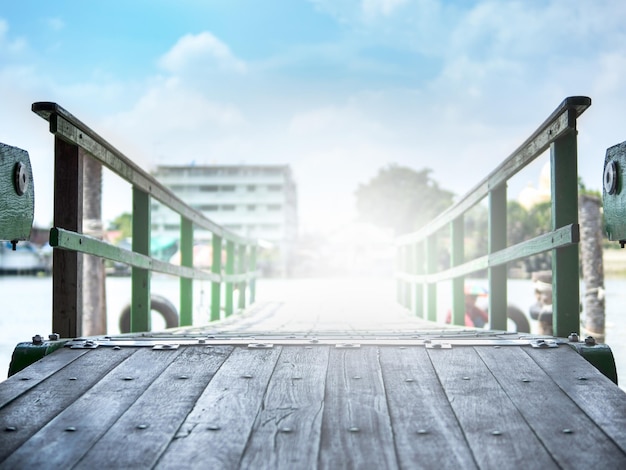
247, 205, 256, 211
247, 185, 256, 192
198, 205, 218, 211
221, 185, 236, 192
268, 185, 283, 192
221, 205, 236, 211
268, 204, 282, 211
200, 185, 218, 192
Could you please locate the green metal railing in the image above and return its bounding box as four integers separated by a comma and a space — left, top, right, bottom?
395, 96, 591, 337
33, 102, 259, 338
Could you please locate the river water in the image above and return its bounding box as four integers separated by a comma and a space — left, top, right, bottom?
1, 275, 624, 390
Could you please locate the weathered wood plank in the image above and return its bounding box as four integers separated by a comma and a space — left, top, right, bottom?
427, 346, 557, 468
379, 346, 477, 468
477, 345, 626, 466
73, 345, 233, 469
0, 347, 181, 468
240, 346, 330, 469
0, 142, 34, 241
0, 347, 88, 409
319, 346, 397, 469
0, 347, 136, 463
156, 346, 282, 469
525, 345, 626, 453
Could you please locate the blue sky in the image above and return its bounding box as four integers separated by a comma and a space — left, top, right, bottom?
1, 0, 626, 231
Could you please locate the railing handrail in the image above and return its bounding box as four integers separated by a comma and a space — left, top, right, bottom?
33, 102, 260, 338
395, 96, 591, 338
396, 96, 591, 245
32, 102, 252, 245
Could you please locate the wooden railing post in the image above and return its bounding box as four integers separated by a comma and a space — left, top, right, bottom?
489, 184, 507, 331
551, 129, 580, 337
52, 136, 83, 338
451, 216, 465, 326
180, 217, 193, 326
210, 234, 222, 321
131, 187, 151, 332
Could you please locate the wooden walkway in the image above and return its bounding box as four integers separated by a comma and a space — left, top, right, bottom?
1, 279, 625, 468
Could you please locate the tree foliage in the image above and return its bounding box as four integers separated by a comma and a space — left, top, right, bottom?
108, 212, 132, 240
355, 164, 454, 235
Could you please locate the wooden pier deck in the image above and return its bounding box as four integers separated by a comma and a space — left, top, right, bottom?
1, 279, 625, 469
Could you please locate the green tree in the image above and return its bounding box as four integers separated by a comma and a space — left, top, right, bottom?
109, 212, 132, 241
355, 164, 454, 235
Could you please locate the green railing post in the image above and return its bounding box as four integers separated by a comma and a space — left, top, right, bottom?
225, 240, 235, 317
551, 130, 580, 337
402, 245, 412, 309
210, 235, 222, 322
426, 234, 438, 322
249, 245, 257, 304
131, 187, 151, 332
413, 241, 424, 318
396, 246, 404, 304
451, 216, 465, 326
180, 217, 193, 326
237, 243, 247, 310
489, 184, 507, 331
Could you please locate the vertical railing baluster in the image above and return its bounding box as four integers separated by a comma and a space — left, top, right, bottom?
489, 184, 507, 331
180, 217, 193, 326
403, 244, 413, 309
451, 216, 465, 326
238, 243, 247, 310
210, 234, 222, 321
249, 244, 257, 304
396, 245, 404, 304
52, 135, 83, 339
131, 187, 151, 332
551, 128, 580, 337
225, 240, 235, 316
413, 241, 424, 318
426, 234, 438, 322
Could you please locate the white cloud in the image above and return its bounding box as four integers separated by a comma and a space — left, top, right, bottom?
362, 0, 410, 17
45, 17, 65, 32
158, 31, 247, 75
0, 18, 27, 54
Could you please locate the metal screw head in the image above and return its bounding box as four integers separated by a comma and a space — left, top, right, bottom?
584, 336, 597, 346
48, 333, 60, 341
136, 424, 148, 430
348, 426, 360, 433
14, 162, 28, 196
604, 160, 618, 195
32, 334, 43, 345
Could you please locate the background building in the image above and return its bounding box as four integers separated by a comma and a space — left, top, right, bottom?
151, 164, 297, 276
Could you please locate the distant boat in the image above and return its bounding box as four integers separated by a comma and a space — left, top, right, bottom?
0, 241, 48, 275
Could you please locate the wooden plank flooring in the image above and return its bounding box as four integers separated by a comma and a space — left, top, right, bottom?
1, 279, 625, 468
1, 340, 625, 469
